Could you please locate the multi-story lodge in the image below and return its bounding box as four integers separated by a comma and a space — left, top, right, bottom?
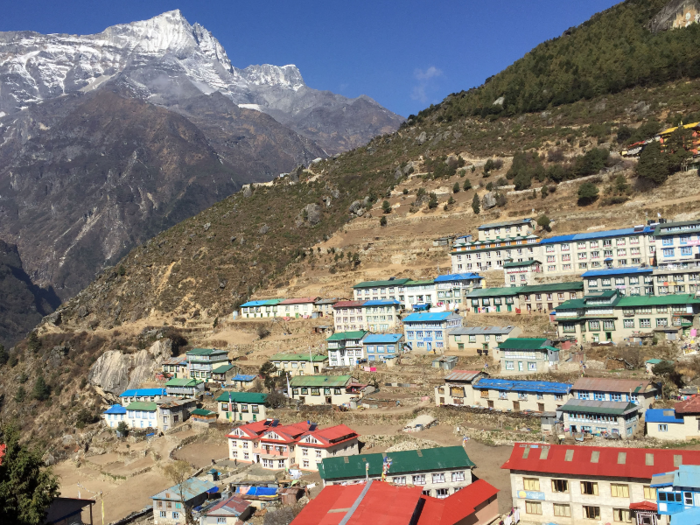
269, 353, 328, 376
403, 279, 436, 310
653, 220, 700, 269
434, 273, 484, 309
447, 326, 521, 356
289, 375, 360, 406
402, 312, 463, 352
352, 278, 410, 301
278, 297, 319, 318
570, 378, 658, 410
497, 338, 559, 375
239, 299, 283, 318
216, 392, 268, 423
186, 348, 229, 382
451, 233, 540, 273
318, 446, 476, 499
502, 443, 700, 525
326, 331, 368, 367
477, 218, 537, 241
361, 334, 405, 363
505, 260, 544, 286
646, 396, 700, 441
361, 299, 401, 332
555, 290, 700, 343
559, 399, 641, 439
583, 267, 655, 296
434, 370, 488, 407
332, 300, 366, 332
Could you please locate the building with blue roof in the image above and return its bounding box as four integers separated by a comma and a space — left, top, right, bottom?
402, 312, 462, 352
582, 267, 655, 296
230, 374, 258, 390
119, 388, 166, 406
362, 333, 405, 362
469, 377, 572, 413
102, 404, 127, 428
239, 298, 285, 318
652, 464, 700, 522
360, 299, 401, 333
433, 272, 484, 311
151, 478, 217, 522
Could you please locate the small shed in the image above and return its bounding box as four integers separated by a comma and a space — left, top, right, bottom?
191, 408, 217, 426
230, 374, 258, 390
432, 355, 458, 370
278, 487, 305, 506
403, 414, 437, 432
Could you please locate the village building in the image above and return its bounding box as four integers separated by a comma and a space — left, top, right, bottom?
434, 272, 484, 310
538, 225, 656, 277
518, 282, 583, 313
582, 267, 655, 296
652, 464, 700, 525
451, 234, 541, 273
326, 331, 368, 367
501, 443, 700, 525
151, 478, 217, 525
402, 312, 463, 353
199, 494, 253, 524
239, 299, 284, 318
560, 399, 641, 438
250, 421, 312, 470
270, 353, 328, 376
319, 446, 475, 499
227, 419, 278, 463
434, 370, 488, 407
652, 266, 700, 296
161, 356, 188, 379
471, 378, 572, 413
315, 298, 342, 317
447, 326, 521, 356
467, 286, 521, 313
331, 300, 366, 332
289, 375, 360, 406
351, 278, 410, 301
103, 405, 127, 429
190, 408, 217, 426
119, 388, 167, 406
362, 334, 405, 363
477, 218, 537, 241
216, 391, 268, 423
652, 219, 700, 269
555, 290, 700, 343
296, 424, 360, 471
125, 401, 158, 430
570, 378, 659, 410
210, 363, 237, 384
361, 299, 401, 332
186, 348, 229, 382
497, 338, 559, 375
165, 378, 205, 397
157, 397, 196, 432
646, 395, 700, 441
403, 279, 436, 310
416, 479, 500, 525
505, 260, 544, 286
278, 297, 320, 318
230, 374, 258, 390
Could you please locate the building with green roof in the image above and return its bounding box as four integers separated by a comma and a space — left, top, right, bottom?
289, 375, 358, 406
165, 378, 205, 397
215, 391, 269, 423
270, 353, 328, 377
555, 289, 700, 344
497, 338, 560, 376
186, 347, 230, 383
327, 331, 368, 368
318, 446, 475, 498
125, 401, 158, 430
560, 399, 641, 439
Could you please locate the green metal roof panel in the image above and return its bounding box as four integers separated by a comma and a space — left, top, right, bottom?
212, 364, 235, 374
520, 282, 583, 293
405, 279, 436, 285
318, 446, 474, 480
326, 331, 368, 341
290, 375, 352, 387
270, 353, 328, 362
126, 401, 158, 412
617, 294, 700, 307
187, 348, 227, 356
191, 408, 216, 416
498, 338, 548, 350
503, 260, 540, 268
585, 290, 618, 299
215, 392, 268, 404
352, 279, 411, 289
467, 286, 522, 298
555, 299, 586, 310
166, 378, 204, 387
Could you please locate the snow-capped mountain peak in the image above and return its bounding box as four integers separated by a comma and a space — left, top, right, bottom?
241, 64, 305, 90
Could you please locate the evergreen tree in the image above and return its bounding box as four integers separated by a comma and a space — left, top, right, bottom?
463, 179, 472, 191
537, 215, 552, 232
636, 142, 670, 185
428, 193, 438, 209
382, 200, 392, 214
32, 376, 50, 401
379, 216, 387, 227
453, 182, 460, 193
14, 386, 26, 403
0, 424, 59, 525
472, 193, 481, 215
540, 185, 549, 199
578, 182, 600, 205
259, 362, 277, 391
26, 332, 40, 354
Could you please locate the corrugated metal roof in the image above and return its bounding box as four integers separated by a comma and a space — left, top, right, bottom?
290, 375, 352, 388
675, 396, 700, 415
352, 279, 411, 289
504, 260, 541, 268
617, 294, 700, 307
241, 299, 284, 307
467, 286, 521, 297
280, 297, 319, 304
645, 409, 684, 424
363, 299, 401, 306
559, 399, 638, 415
166, 378, 204, 387
443, 370, 483, 382
333, 300, 367, 309
572, 377, 653, 394
540, 226, 654, 245
478, 218, 533, 230
187, 348, 227, 356
449, 326, 515, 335
104, 404, 127, 414
315, 298, 342, 305
434, 273, 483, 282
232, 374, 257, 382
126, 401, 157, 412
473, 378, 572, 394
418, 479, 499, 525
215, 392, 268, 404
519, 282, 583, 293
405, 279, 435, 285
319, 446, 474, 480
191, 408, 216, 416
151, 478, 217, 502
119, 388, 166, 397
582, 267, 653, 277
212, 364, 235, 374
403, 312, 460, 322
362, 334, 404, 343
502, 443, 700, 480
497, 338, 549, 350
270, 353, 328, 362
327, 330, 368, 341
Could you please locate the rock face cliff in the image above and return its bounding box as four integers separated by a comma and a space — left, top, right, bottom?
88, 339, 173, 396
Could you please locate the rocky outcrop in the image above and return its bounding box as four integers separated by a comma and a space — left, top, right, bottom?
88, 339, 173, 395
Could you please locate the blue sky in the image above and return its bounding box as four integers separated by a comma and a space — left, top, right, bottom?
2, 0, 621, 117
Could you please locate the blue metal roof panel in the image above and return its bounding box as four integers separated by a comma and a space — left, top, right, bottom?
645, 409, 684, 424
241, 300, 273, 307
434, 273, 484, 282
402, 312, 456, 322
540, 227, 653, 245
362, 334, 404, 343
472, 378, 572, 394
232, 374, 257, 382
363, 299, 401, 306
104, 404, 127, 414
582, 268, 653, 277
119, 388, 166, 397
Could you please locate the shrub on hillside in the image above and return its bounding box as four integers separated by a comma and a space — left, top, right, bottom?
577, 182, 599, 205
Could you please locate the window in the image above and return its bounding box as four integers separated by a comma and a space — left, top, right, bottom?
639, 318, 651, 328
412, 475, 426, 485
159, 512, 166, 518
393, 476, 406, 485
316, 450, 322, 458
552, 479, 569, 493
657, 318, 668, 327
525, 501, 542, 515
303, 460, 309, 468
603, 320, 615, 331
581, 481, 598, 495
658, 424, 668, 432
589, 320, 600, 331
554, 504, 571, 517
611, 484, 629, 498
432, 473, 446, 484
624, 319, 634, 328
583, 506, 601, 520
435, 488, 450, 499
686, 492, 694, 505
528, 362, 537, 371
644, 486, 655, 500
172, 512, 180, 520
218, 519, 227, 524
613, 509, 632, 522
451, 471, 465, 482
523, 478, 540, 491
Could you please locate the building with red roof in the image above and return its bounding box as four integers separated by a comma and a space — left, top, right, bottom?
279, 297, 320, 318
291, 479, 499, 525
331, 301, 367, 332
200, 494, 253, 524
227, 419, 359, 471
502, 443, 700, 525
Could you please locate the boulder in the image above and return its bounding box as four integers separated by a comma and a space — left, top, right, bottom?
304, 204, 322, 225
311, 157, 323, 165
203, 222, 211, 231
242, 186, 253, 198
77, 305, 89, 318
349, 200, 366, 217
259, 224, 270, 235
415, 132, 427, 145
394, 168, 403, 180
88, 339, 173, 395
45, 311, 62, 326
482, 192, 497, 210
403, 161, 415, 175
